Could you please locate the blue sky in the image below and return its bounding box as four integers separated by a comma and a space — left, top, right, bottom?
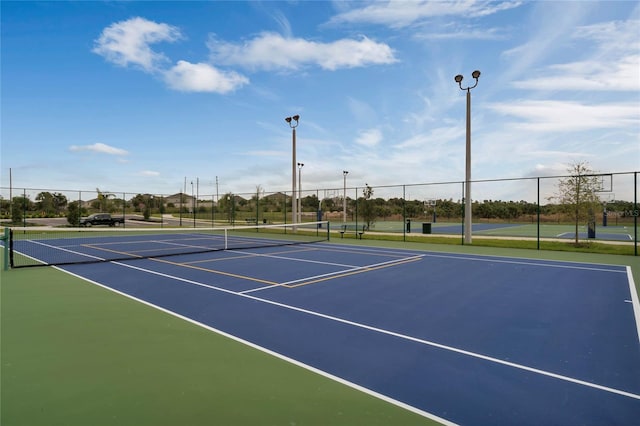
1, 1, 639, 201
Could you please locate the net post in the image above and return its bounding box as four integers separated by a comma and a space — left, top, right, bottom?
2, 227, 10, 271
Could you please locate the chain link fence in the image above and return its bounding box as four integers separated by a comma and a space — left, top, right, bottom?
2, 171, 637, 254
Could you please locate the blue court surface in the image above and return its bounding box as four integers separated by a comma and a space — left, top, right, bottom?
54, 241, 640, 425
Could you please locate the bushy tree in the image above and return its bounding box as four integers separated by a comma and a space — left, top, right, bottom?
96, 188, 115, 212
549, 161, 602, 245
11, 196, 31, 224
360, 184, 375, 230
66, 201, 85, 226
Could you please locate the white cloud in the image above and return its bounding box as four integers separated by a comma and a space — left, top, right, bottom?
164, 61, 249, 93
573, 19, 640, 53
355, 128, 383, 147
69, 142, 129, 156
513, 55, 640, 91
94, 18, 395, 95
414, 23, 508, 40
207, 32, 397, 71
488, 100, 639, 132
328, 0, 523, 29
511, 18, 640, 92
92, 17, 181, 72
139, 170, 160, 177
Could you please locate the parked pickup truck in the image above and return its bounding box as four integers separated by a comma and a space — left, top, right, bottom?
79, 213, 125, 227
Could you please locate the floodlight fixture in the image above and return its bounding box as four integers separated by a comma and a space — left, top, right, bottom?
456, 70, 481, 92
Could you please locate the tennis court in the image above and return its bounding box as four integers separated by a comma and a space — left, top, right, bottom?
374, 220, 638, 242
3, 224, 640, 425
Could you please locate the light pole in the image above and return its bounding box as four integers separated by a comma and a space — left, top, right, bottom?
455, 70, 480, 244
191, 180, 195, 228
297, 162, 304, 223
343, 170, 349, 222
285, 115, 300, 225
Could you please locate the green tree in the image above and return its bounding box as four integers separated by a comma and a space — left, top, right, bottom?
0, 196, 10, 219
34, 192, 67, 217
360, 184, 375, 230
11, 196, 31, 224
218, 192, 236, 223
96, 188, 115, 212
66, 201, 84, 226
549, 161, 602, 245
36, 192, 54, 216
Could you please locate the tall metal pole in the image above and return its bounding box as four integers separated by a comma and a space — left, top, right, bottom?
292, 127, 297, 225
285, 115, 300, 226
297, 163, 304, 223
455, 70, 481, 245
215, 176, 219, 225
464, 89, 472, 245
9, 168, 12, 221
343, 170, 349, 222
191, 181, 195, 228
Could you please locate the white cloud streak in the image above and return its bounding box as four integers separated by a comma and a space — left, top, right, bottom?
328, 0, 523, 28
488, 100, 639, 132
69, 142, 129, 156
513, 56, 640, 91
511, 19, 640, 91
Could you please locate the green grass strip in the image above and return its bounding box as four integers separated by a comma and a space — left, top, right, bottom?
0, 261, 438, 426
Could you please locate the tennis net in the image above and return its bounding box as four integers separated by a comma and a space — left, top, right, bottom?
7, 221, 330, 268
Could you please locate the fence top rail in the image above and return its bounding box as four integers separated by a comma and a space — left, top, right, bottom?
0, 171, 637, 198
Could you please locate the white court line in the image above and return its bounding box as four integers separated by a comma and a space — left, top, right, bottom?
627, 266, 640, 344
417, 252, 626, 273
100, 260, 640, 401
278, 255, 425, 286
315, 243, 628, 273
240, 254, 425, 294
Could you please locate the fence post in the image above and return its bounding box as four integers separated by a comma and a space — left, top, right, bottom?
537, 177, 540, 250
2, 227, 9, 271
635, 172, 638, 257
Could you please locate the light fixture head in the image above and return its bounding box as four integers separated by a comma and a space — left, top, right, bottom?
454, 74, 463, 83
472, 70, 481, 79
285, 117, 292, 123
292, 114, 300, 121
343, 170, 348, 174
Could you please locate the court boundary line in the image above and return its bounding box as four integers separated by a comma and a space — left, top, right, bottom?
97, 259, 640, 401
315, 243, 628, 273
241, 254, 424, 293
55, 265, 457, 426
627, 266, 640, 344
